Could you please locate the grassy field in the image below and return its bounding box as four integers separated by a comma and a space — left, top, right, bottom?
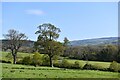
67, 59, 111, 69
1, 63, 120, 78
0, 51, 112, 67
1, 51, 33, 62
1, 51, 120, 78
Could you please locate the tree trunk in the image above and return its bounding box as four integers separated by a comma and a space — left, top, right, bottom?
49, 56, 53, 67
13, 55, 16, 64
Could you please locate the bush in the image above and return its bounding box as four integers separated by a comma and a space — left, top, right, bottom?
5, 53, 12, 61
83, 63, 95, 70
32, 52, 42, 66
73, 61, 80, 69
118, 64, 120, 73
109, 61, 119, 72
53, 61, 60, 67
16, 60, 23, 64
42, 55, 50, 66
61, 59, 69, 68
18, 52, 43, 66
22, 56, 32, 65
60, 59, 73, 68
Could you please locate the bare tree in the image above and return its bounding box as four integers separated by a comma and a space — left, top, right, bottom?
3, 29, 28, 64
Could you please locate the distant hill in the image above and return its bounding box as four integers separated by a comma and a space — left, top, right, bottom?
0, 37, 119, 48
0, 39, 34, 48
69, 37, 118, 46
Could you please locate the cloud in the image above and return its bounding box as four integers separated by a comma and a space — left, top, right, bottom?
26, 9, 44, 15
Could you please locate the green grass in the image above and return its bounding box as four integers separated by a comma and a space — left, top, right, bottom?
1, 51, 32, 58
1, 63, 120, 78
0, 51, 33, 63
0, 51, 119, 69
1, 51, 120, 78
67, 59, 111, 68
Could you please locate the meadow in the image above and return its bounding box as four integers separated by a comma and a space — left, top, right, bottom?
1, 63, 120, 78
1, 51, 120, 79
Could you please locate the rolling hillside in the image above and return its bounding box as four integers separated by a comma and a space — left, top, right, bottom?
0, 39, 34, 48
69, 37, 118, 46
0, 37, 118, 48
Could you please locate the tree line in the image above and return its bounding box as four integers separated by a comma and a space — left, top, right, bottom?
63, 44, 120, 63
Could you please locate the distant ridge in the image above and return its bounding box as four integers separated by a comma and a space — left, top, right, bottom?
0, 39, 34, 48
0, 37, 118, 47
69, 37, 118, 46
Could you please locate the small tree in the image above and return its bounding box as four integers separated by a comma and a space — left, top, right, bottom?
109, 61, 119, 72
63, 37, 70, 57
63, 37, 69, 47
32, 52, 42, 66
3, 29, 27, 64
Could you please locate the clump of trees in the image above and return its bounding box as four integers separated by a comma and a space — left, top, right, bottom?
63, 44, 120, 62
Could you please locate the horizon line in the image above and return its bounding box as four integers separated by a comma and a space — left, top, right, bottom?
0, 36, 118, 42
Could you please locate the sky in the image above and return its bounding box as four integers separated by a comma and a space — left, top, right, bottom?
1, 2, 118, 41
1, 0, 119, 2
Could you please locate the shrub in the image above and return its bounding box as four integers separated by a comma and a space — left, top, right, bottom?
32, 52, 42, 66
53, 60, 62, 67
19, 52, 43, 66
22, 56, 32, 65
60, 59, 73, 68
118, 64, 120, 73
16, 60, 23, 64
109, 61, 119, 72
61, 59, 69, 68
73, 61, 80, 69
42, 55, 50, 66
5, 53, 12, 61
53, 55, 59, 63
83, 63, 95, 70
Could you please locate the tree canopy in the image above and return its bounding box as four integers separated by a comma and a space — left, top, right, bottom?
35, 23, 64, 67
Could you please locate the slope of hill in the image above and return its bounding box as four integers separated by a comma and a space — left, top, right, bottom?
0, 37, 118, 48
69, 37, 118, 46
0, 39, 34, 48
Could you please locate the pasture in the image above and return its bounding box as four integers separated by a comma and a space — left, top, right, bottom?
1, 63, 120, 78
1, 51, 120, 78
